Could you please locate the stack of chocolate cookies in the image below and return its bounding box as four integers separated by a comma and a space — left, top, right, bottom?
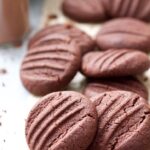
22, 0, 150, 149
20, 19, 150, 98
82, 18, 150, 99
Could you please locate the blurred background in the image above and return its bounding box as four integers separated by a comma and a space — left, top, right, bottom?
0, 1, 43, 150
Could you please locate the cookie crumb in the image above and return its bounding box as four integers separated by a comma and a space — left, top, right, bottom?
48, 14, 58, 20
44, 14, 58, 27
2, 82, 5, 87
143, 76, 148, 82
0, 69, 7, 75
2, 110, 7, 113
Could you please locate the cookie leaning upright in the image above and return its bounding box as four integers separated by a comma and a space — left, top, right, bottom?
89, 91, 150, 150
20, 34, 81, 96
25, 91, 98, 150
81, 49, 150, 77
96, 18, 150, 52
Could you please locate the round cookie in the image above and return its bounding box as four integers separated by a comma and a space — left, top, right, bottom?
26, 91, 98, 150
29, 24, 95, 55
88, 91, 150, 150
62, 0, 108, 22
20, 40, 81, 96
96, 18, 150, 52
81, 49, 150, 77
103, 0, 150, 22
83, 77, 148, 99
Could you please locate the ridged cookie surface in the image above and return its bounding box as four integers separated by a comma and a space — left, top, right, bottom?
81, 49, 150, 77
96, 18, 150, 52
83, 77, 148, 99
21, 41, 81, 96
29, 24, 95, 55
26, 91, 98, 150
103, 0, 150, 21
89, 91, 150, 150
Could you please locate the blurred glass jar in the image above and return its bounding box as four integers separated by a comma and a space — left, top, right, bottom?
0, 0, 29, 45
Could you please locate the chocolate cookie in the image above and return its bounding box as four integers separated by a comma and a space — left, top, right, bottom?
96, 18, 150, 52
29, 24, 95, 55
89, 91, 150, 150
20, 41, 81, 96
81, 49, 150, 77
83, 77, 148, 99
26, 91, 98, 150
103, 0, 150, 22
62, 0, 107, 22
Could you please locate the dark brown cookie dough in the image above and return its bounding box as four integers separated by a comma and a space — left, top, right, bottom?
96, 18, 150, 52
29, 24, 95, 55
83, 77, 148, 99
20, 41, 81, 96
26, 91, 98, 150
89, 91, 150, 150
81, 49, 150, 78
103, 0, 150, 22
62, 0, 108, 22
